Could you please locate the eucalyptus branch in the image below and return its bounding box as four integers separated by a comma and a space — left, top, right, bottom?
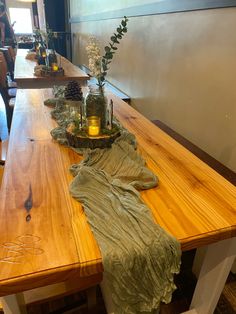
86, 16, 129, 91
97, 16, 129, 89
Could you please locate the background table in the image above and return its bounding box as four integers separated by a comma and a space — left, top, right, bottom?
17, 42, 34, 50
0, 88, 235, 314
14, 49, 89, 88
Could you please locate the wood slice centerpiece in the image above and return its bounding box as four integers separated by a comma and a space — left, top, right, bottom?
66, 124, 120, 149
41, 67, 64, 77
34, 65, 64, 77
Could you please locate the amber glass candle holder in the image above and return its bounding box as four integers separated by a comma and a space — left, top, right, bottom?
87, 116, 100, 137
51, 63, 59, 71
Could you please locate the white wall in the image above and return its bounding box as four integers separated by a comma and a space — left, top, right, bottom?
70, 1, 236, 172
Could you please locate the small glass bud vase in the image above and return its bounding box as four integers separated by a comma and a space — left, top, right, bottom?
84, 85, 107, 129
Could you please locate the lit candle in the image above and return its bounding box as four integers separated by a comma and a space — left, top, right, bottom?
52, 63, 59, 71
88, 116, 100, 137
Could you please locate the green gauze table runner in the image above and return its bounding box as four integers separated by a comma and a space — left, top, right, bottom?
47, 99, 181, 314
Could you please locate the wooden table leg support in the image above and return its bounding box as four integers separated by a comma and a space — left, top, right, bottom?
0, 293, 27, 314
182, 237, 236, 314
86, 286, 97, 310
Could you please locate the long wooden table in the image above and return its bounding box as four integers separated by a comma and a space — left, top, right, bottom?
0, 89, 235, 314
14, 49, 89, 88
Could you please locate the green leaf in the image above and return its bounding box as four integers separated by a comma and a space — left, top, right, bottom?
102, 63, 108, 71
111, 36, 116, 42
117, 34, 122, 39
123, 27, 127, 33
105, 46, 111, 52
121, 20, 126, 27
105, 52, 113, 59
111, 46, 118, 50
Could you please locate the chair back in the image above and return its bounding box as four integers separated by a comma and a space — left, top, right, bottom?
0, 165, 3, 186
0, 51, 8, 87
0, 48, 14, 80
0, 86, 13, 131
4, 46, 16, 61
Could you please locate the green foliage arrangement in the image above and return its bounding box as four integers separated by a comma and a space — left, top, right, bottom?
86, 16, 129, 90
100, 16, 128, 86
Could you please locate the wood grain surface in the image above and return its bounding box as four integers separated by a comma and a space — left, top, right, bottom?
0, 88, 235, 297
0, 89, 102, 296
106, 91, 236, 251
14, 49, 89, 88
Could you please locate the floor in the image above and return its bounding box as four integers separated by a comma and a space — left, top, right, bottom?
0, 97, 235, 314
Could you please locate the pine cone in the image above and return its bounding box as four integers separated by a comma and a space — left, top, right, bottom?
64, 81, 83, 101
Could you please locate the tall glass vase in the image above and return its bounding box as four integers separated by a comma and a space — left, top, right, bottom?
84, 85, 107, 129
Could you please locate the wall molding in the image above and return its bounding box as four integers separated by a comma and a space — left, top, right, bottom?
70, 0, 236, 23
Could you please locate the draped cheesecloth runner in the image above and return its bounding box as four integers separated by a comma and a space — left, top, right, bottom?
47, 99, 181, 314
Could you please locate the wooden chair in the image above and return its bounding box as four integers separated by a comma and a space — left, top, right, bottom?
0, 52, 15, 131
0, 47, 14, 81
0, 87, 14, 131
4, 45, 16, 61
0, 139, 7, 186
0, 51, 16, 95
3, 46, 17, 88
0, 165, 3, 186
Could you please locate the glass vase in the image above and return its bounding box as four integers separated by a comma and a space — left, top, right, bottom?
84, 85, 107, 129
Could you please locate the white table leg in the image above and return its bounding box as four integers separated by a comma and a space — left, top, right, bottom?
0, 293, 27, 314
192, 246, 207, 278
182, 237, 236, 314
231, 258, 236, 274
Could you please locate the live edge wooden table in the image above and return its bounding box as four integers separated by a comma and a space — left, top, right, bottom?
14, 49, 89, 89
0, 89, 235, 314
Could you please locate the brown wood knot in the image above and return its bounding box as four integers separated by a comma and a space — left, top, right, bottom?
28, 138, 35, 142
24, 184, 33, 222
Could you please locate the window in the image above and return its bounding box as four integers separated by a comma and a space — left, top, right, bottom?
9, 8, 33, 34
